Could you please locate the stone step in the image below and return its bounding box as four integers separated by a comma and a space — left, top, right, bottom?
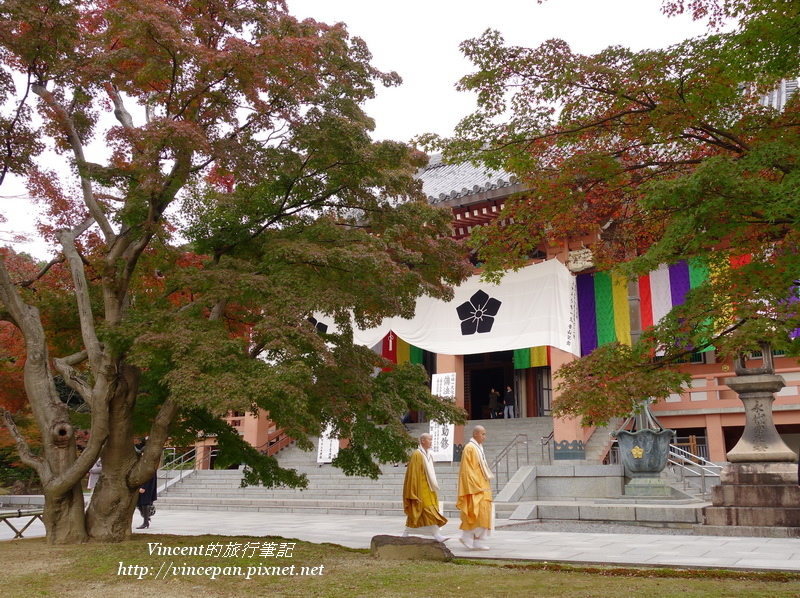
510, 500, 705, 526
160, 419, 555, 519
156, 496, 519, 518
164, 490, 459, 500
168, 487, 445, 495
174, 476, 461, 489
271, 418, 555, 471
167, 485, 463, 498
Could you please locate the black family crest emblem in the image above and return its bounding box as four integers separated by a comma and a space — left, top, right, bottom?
456, 290, 502, 335
307, 317, 328, 333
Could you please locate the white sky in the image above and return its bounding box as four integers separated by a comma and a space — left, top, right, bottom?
1, 0, 712, 258
287, 0, 711, 142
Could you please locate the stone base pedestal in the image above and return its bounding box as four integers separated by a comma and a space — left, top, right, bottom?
703, 463, 800, 529
623, 476, 675, 498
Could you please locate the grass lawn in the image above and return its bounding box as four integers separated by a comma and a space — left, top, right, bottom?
0, 533, 798, 598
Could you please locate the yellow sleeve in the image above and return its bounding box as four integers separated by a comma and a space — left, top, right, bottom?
402, 451, 424, 519
458, 443, 489, 497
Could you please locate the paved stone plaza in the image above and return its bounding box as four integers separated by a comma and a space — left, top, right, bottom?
3, 510, 798, 572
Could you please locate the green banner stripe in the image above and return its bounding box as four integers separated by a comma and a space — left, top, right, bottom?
513, 348, 530, 369
594, 271, 617, 345
688, 257, 709, 289
410, 345, 424, 365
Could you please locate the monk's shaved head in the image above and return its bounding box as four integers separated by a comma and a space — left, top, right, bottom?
472, 425, 487, 443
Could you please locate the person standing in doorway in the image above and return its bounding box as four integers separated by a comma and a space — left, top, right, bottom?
488, 388, 500, 419
503, 385, 515, 418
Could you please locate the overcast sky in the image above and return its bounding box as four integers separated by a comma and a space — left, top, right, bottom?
287, 0, 711, 142
1, 0, 712, 258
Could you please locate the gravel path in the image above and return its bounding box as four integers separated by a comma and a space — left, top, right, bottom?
497, 520, 694, 535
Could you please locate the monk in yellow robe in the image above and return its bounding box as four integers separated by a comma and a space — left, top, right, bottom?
402, 433, 450, 542
456, 425, 494, 550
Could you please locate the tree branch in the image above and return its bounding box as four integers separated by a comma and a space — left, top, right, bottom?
103, 83, 135, 129
30, 83, 116, 241
52, 351, 94, 408
0, 70, 33, 187
130, 398, 179, 488
0, 409, 44, 473
20, 255, 66, 288
55, 228, 103, 369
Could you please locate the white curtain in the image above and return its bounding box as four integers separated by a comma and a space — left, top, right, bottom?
319, 259, 580, 356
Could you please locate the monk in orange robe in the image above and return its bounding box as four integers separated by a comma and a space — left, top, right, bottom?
456, 425, 494, 550
402, 433, 450, 542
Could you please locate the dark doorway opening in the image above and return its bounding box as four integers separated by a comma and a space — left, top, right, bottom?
464, 351, 513, 420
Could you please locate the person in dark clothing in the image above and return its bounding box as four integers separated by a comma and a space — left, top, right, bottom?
136, 474, 158, 529
503, 386, 515, 419
488, 388, 501, 419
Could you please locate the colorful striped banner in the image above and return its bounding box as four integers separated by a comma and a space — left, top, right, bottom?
578, 258, 709, 356
409, 344, 424, 365
383, 331, 423, 366
513, 346, 551, 369
530, 346, 550, 367
577, 270, 631, 355
513, 348, 529, 369
708, 253, 751, 337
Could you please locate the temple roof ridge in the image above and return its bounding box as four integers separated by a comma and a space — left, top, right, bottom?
416, 153, 518, 205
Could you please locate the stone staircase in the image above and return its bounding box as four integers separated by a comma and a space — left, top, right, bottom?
158, 418, 554, 519
583, 419, 623, 464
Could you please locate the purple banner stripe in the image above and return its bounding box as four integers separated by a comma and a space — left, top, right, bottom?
668, 260, 691, 307
577, 274, 598, 356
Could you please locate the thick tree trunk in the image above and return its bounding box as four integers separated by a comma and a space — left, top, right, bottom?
1, 261, 95, 543
23, 333, 91, 544
27, 409, 92, 545
39, 416, 90, 544
42, 486, 88, 545
85, 474, 141, 542
85, 363, 147, 542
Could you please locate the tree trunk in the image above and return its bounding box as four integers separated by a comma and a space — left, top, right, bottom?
85, 473, 141, 542
25, 334, 91, 544
42, 485, 88, 545
85, 363, 148, 542
38, 414, 92, 544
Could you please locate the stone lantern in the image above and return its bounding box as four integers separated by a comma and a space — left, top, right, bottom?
702, 342, 800, 534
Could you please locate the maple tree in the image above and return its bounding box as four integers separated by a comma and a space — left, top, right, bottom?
425, 0, 800, 425
0, 0, 470, 544
0, 251, 33, 415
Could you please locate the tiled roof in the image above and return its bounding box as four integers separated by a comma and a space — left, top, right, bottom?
416, 154, 518, 204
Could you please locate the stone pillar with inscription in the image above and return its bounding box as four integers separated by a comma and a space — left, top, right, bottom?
702, 343, 800, 535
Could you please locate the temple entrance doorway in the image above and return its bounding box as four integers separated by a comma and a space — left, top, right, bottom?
464, 351, 514, 420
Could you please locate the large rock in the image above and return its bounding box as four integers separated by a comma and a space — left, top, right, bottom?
370, 535, 454, 561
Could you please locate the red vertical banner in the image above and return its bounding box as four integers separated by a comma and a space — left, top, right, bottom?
382, 330, 398, 371
638, 274, 653, 330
